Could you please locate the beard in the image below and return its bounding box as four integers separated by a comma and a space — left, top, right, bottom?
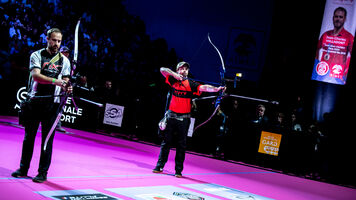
48, 45, 59, 54
333, 20, 344, 30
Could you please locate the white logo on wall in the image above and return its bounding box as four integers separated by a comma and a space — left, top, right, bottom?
14, 86, 27, 110
103, 103, 124, 127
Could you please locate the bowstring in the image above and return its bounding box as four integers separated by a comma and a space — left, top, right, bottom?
190, 35, 208, 64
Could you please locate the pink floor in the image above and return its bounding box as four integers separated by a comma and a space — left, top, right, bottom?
0, 115, 355, 200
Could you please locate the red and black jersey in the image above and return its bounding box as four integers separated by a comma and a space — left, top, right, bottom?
317, 28, 354, 78
166, 76, 202, 114
317, 28, 354, 65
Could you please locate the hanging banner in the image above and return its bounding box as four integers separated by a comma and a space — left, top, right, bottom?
103, 103, 124, 127
258, 131, 282, 156
311, 0, 356, 85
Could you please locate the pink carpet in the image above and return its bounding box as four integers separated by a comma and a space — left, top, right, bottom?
0, 115, 355, 200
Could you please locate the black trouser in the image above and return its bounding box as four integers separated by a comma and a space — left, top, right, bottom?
156, 117, 190, 173
20, 99, 60, 174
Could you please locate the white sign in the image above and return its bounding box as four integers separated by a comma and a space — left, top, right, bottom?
187, 118, 195, 137
103, 103, 124, 127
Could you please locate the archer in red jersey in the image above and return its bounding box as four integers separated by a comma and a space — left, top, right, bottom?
153, 61, 225, 177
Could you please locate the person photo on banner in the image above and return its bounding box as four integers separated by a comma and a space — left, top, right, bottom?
315, 6, 354, 84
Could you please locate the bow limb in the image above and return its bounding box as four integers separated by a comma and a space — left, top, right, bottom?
72, 18, 81, 75
207, 33, 225, 73
194, 33, 226, 132
207, 33, 226, 107
194, 104, 220, 132
44, 18, 81, 151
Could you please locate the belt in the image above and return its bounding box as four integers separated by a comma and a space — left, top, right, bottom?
166, 110, 190, 121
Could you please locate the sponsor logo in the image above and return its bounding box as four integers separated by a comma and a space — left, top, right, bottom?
14, 86, 27, 110
173, 192, 205, 200
105, 107, 123, 119
42, 62, 61, 71
53, 193, 117, 200
332, 64, 343, 75
316, 61, 329, 76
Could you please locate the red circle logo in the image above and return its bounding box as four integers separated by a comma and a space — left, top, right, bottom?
316, 61, 329, 76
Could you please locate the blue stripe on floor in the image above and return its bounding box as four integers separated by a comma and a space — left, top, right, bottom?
1, 171, 275, 180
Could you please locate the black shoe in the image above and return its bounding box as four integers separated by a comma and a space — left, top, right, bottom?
152, 166, 163, 173
11, 169, 28, 178
175, 172, 182, 178
32, 172, 47, 183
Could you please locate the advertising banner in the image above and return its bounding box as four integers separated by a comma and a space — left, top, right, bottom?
258, 131, 282, 156
35, 189, 120, 200
311, 0, 356, 85
182, 183, 273, 200
13, 86, 84, 125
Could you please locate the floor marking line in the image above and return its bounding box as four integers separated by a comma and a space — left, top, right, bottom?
0, 171, 274, 180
